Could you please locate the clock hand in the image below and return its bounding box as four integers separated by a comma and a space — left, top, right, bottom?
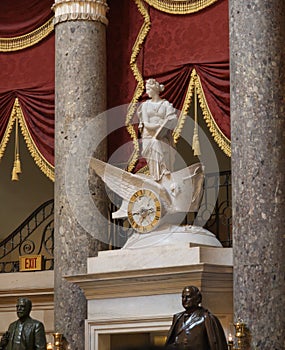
139, 215, 145, 225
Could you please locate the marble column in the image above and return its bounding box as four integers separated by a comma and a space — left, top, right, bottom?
53, 1, 109, 349
230, 2, 285, 349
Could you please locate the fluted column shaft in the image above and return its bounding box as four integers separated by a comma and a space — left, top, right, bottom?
53, 1, 108, 349
230, 1, 285, 349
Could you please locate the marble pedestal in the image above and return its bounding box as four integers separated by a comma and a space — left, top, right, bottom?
122, 225, 223, 249
67, 244, 233, 350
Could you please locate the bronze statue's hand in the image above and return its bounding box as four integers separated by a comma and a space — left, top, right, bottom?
0, 331, 10, 348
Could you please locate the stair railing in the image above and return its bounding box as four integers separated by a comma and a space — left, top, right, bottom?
0, 199, 54, 273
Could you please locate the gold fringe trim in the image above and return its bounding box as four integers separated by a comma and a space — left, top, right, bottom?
136, 165, 150, 175
173, 69, 196, 144
0, 101, 18, 161
143, 0, 219, 14
126, 0, 151, 172
173, 68, 231, 157
0, 17, 54, 52
195, 72, 231, 156
13, 98, 55, 181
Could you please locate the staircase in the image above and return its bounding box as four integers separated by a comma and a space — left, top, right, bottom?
0, 199, 54, 273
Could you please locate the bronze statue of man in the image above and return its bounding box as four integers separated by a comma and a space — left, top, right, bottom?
165, 286, 228, 350
0, 297, 47, 350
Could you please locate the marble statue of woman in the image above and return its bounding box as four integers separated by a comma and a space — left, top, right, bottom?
137, 78, 177, 181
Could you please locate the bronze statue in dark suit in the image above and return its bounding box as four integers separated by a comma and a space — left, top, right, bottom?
165, 286, 228, 350
0, 297, 47, 350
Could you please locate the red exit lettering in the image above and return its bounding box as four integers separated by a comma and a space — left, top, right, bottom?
25, 257, 38, 269
20, 255, 42, 271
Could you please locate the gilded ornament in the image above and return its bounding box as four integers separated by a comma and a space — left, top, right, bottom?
0, 18, 54, 52
143, 0, 219, 14
126, 0, 151, 172
0, 99, 54, 182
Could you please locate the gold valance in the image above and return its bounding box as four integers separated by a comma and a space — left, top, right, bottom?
143, 0, 219, 14
0, 17, 54, 52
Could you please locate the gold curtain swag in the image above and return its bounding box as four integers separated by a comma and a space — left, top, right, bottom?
0, 17, 54, 52
126, 0, 151, 172
195, 72, 231, 157
173, 69, 231, 157
0, 99, 55, 181
0, 102, 18, 161
143, 0, 219, 14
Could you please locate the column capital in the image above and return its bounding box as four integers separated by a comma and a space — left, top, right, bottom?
52, 0, 109, 26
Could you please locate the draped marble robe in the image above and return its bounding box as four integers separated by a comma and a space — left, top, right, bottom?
137, 98, 177, 181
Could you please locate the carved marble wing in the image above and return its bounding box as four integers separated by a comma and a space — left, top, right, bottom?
171, 162, 204, 211
89, 157, 172, 206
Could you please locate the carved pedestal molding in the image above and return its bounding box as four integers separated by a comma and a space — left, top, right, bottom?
52, 0, 109, 25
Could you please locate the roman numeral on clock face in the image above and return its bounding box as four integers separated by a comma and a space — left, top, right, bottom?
127, 189, 161, 233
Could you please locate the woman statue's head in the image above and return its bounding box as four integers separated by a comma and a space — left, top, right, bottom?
145, 78, 164, 97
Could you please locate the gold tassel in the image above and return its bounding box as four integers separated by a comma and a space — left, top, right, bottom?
15, 154, 21, 174
11, 112, 21, 181
12, 162, 19, 181
192, 131, 201, 156
192, 84, 201, 156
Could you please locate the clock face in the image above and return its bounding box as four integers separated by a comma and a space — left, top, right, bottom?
127, 189, 161, 233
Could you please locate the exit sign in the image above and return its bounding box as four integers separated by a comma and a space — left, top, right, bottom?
19, 255, 42, 271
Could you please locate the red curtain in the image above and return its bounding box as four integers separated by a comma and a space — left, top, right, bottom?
0, 0, 54, 174
140, 0, 230, 141
0, 0, 229, 174
107, 0, 230, 164
107, 0, 144, 159
0, 0, 54, 36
